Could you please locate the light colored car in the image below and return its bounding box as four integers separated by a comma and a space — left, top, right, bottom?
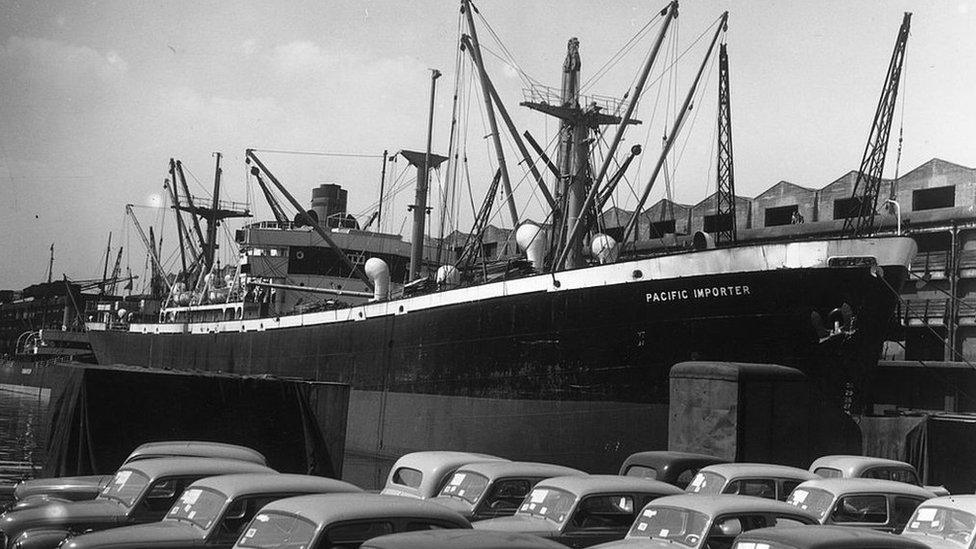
686, 463, 819, 501
785, 478, 934, 533
808, 455, 948, 496
900, 495, 976, 548
733, 524, 930, 549
380, 451, 507, 500
232, 493, 471, 549
431, 461, 584, 521
591, 494, 818, 549
618, 451, 727, 489
473, 475, 682, 548
13, 441, 267, 510
61, 473, 360, 549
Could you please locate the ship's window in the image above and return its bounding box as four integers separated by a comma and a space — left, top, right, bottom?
833, 197, 862, 220
913, 186, 955, 211
764, 205, 798, 227
703, 213, 733, 233
649, 219, 676, 238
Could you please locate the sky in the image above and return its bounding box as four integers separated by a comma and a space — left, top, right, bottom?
1, 0, 974, 290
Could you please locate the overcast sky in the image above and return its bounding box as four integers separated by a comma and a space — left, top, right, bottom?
1, 0, 974, 289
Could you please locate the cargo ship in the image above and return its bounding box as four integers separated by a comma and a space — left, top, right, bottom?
83, 2, 917, 483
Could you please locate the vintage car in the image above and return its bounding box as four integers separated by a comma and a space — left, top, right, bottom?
430, 461, 584, 521
732, 524, 931, 549
686, 464, 819, 501
808, 455, 948, 495
785, 478, 934, 533
472, 475, 683, 548
60, 473, 361, 549
590, 494, 819, 549
361, 529, 567, 549
900, 495, 976, 548
379, 451, 507, 500
618, 451, 727, 489
0, 457, 273, 549
232, 493, 471, 549
13, 441, 267, 509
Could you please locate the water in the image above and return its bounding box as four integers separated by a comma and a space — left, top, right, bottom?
0, 384, 50, 478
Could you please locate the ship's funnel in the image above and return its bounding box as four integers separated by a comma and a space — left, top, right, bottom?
365, 257, 390, 301
516, 221, 546, 271
436, 265, 460, 289
591, 233, 619, 264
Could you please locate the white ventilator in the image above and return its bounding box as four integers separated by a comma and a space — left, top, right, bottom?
515, 221, 547, 270
591, 233, 619, 264
365, 257, 391, 301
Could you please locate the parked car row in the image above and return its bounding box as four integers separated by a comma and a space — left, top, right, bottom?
0, 442, 962, 549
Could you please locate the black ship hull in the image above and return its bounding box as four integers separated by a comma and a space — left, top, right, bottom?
85, 238, 913, 484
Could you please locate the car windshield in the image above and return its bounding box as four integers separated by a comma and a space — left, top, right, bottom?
786, 487, 834, 521
237, 512, 317, 549
98, 469, 150, 508
166, 487, 227, 530
628, 506, 709, 546
517, 487, 576, 524
903, 506, 976, 547
438, 471, 490, 504
687, 471, 725, 495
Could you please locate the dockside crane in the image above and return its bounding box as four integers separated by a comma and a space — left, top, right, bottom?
714, 42, 737, 244
843, 12, 911, 237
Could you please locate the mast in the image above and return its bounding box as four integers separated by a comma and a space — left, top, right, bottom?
714, 42, 737, 244
100, 232, 112, 296
377, 149, 389, 230
843, 12, 911, 237
408, 69, 443, 281
47, 243, 54, 284
622, 12, 728, 245
461, 0, 518, 227
556, 2, 677, 270
176, 160, 207, 251
206, 152, 223, 272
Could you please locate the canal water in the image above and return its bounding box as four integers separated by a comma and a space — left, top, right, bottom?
0, 383, 49, 481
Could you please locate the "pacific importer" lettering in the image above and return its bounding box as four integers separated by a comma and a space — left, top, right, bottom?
646, 285, 751, 303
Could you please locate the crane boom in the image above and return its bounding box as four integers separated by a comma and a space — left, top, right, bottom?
126, 204, 171, 292
843, 12, 911, 237
715, 42, 737, 243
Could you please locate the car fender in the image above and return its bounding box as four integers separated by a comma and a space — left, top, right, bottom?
10, 529, 71, 549
9, 497, 72, 513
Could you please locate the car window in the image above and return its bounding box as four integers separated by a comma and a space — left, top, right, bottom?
830, 495, 888, 524
688, 471, 726, 495
482, 479, 531, 513
391, 467, 423, 488
439, 471, 490, 504
892, 497, 925, 531
724, 479, 776, 500
863, 466, 919, 485
139, 477, 195, 517
570, 495, 635, 529
773, 516, 808, 527
708, 515, 769, 548
100, 469, 150, 507
780, 481, 803, 501
326, 521, 394, 548
813, 467, 843, 478
674, 469, 697, 489
625, 465, 658, 479
238, 512, 317, 549
212, 495, 280, 543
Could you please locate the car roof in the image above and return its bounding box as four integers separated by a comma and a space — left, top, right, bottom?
913, 495, 976, 514
794, 478, 935, 498
452, 461, 585, 480
647, 494, 819, 519
536, 475, 683, 497
734, 525, 930, 548
127, 441, 267, 465
698, 463, 819, 481
188, 473, 361, 498
258, 493, 472, 526
121, 457, 274, 480
386, 452, 508, 495
361, 529, 566, 549
808, 455, 914, 475
622, 451, 727, 469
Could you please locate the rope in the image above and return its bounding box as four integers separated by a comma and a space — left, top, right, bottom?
249, 149, 385, 159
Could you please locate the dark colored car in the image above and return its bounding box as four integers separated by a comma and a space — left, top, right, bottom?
733, 524, 931, 549
0, 457, 273, 549
362, 529, 567, 549
61, 473, 360, 549
618, 451, 728, 489
430, 461, 585, 521
591, 494, 819, 549
473, 475, 683, 548
13, 442, 267, 510
232, 493, 471, 549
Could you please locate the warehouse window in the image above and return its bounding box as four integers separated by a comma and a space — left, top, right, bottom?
913, 186, 955, 211
764, 205, 798, 227
833, 197, 862, 220
649, 219, 676, 238
604, 226, 624, 242
704, 213, 733, 233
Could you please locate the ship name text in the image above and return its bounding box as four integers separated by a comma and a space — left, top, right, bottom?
646, 285, 751, 303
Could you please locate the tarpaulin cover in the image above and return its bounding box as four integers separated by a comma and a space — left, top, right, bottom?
669, 361, 860, 466
35, 362, 348, 479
